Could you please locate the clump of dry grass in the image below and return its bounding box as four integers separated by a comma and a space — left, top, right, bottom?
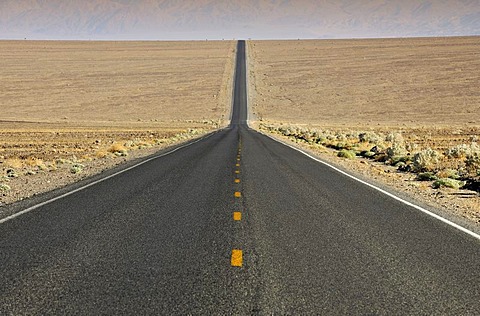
95, 150, 110, 159
108, 143, 128, 157
4, 157, 23, 169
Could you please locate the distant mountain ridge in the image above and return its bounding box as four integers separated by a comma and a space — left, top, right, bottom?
1, 0, 479, 39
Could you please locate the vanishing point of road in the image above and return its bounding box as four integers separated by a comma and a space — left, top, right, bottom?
1, 41, 479, 314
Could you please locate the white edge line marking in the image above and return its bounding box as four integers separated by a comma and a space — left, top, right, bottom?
259, 131, 480, 241
0, 131, 221, 225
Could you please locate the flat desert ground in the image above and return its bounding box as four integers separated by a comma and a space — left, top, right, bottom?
248, 37, 479, 127
248, 37, 479, 224
0, 40, 235, 206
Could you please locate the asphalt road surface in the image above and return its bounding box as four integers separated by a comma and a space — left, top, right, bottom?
1, 41, 479, 315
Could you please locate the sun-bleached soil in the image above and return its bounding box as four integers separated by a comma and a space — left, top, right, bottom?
0, 40, 235, 123
248, 37, 480, 127
0, 40, 235, 207
247, 37, 480, 225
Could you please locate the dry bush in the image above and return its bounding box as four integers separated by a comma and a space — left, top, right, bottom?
436, 169, 461, 180
338, 149, 356, 159
359, 132, 383, 144
445, 143, 480, 159
466, 152, 480, 176
70, 163, 84, 174
108, 143, 128, 156
24, 157, 48, 171
4, 157, 23, 169
432, 178, 466, 190
95, 150, 110, 159
0, 183, 11, 192
386, 143, 408, 160
386, 132, 404, 144
412, 148, 441, 172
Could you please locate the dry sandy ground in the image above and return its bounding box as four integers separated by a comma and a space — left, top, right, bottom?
0, 40, 235, 207
247, 37, 480, 225
0, 40, 235, 123
248, 37, 479, 127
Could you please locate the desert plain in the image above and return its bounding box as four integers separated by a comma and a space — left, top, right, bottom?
1, 37, 479, 226
0, 40, 235, 206
248, 37, 480, 224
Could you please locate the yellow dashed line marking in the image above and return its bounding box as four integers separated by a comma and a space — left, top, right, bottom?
234, 179, 240, 183
234, 191, 242, 198
235, 170, 240, 174
236, 163, 240, 167
233, 212, 242, 221
231, 249, 243, 267
237, 158, 240, 161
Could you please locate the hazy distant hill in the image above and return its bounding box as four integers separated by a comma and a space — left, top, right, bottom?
1, 0, 479, 39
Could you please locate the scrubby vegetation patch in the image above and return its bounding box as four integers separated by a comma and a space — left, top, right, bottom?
260, 123, 480, 193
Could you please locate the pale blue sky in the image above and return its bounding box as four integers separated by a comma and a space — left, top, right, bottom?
1, 0, 479, 40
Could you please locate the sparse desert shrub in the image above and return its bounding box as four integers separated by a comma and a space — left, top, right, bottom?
4, 158, 23, 169
70, 163, 84, 174
0, 183, 11, 192
124, 140, 136, 148
95, 150, 110, 159
405, 142, 419, 153
437, 169, 460, 180
359, 132, 383, 144
385, 132, 404, 144
337, 149, 356, 159
37, 164, 48, 171
389, 155, 410, 166
334, 142, 349, 150
386, 143, 408, 159
416, 172, 438, 181
56, 158, 73, 165
48, 163, 58, 171
413, 148, 441, 172
360, 151, 376, 158
465, 151, 480, 175
25, 157, 47, 171
445, 143, 480, 159
108, 143, 128, 156
432, 178, 466, 190
335, 133, 347, 142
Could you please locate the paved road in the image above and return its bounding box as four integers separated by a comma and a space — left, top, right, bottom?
1, 41, 479, 315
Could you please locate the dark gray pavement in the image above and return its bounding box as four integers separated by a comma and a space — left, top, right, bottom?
1, 41, 479, 315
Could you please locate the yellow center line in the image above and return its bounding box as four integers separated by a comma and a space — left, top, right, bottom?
236, 163, 240, 167
233, 212, 242, 221
234, 179, 240, 183
231, 249, 243, 267
235, 170, 240, 174
234, 191, 242, 198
